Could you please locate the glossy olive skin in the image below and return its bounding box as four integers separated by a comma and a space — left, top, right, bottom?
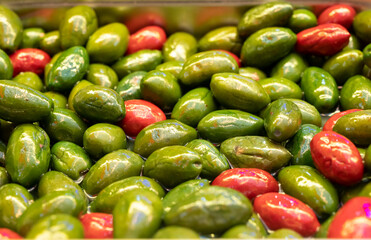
323, 49, 364, 85
13, 72, 43, 91
164, 186, 252, 234
264, 99, 302, 142
186, 139, 229, 179
59, 6, 98, 49
323, 109, 362, 131
171, 87, 217, 127
220, 136, 291, 173
283, 99, 322, 127
268, 229, 303, 239
87, 23, 129, 64
116, 71, 145, 101
127, 26, 166, 55
163, 179, 210, 215
241, 27, 296, 68
179, 50, 239, 86
113, 189, 163, 238
153, 226, 200, 239
26, 214, 84, 239
40, 31, 62, 55
46, 46, 89, 92
212, 168, 279, 200
144, 146, 202, 188
221, 213, 267, 238
37, 171, 87, 211
364, 43, 371, 67
328, 197, 371, 238
199, 26, 242, 55
82, 149, 143, 195
318, 4, 356, 29
239, 67, 267, 81
41, 108, 87, 145
278, 165, 339, 217
0, 49, 13, 79
340, 75, 371, 110
310, 131, 364, 186
301, 67, 339, 113
270, 53, 308, 83
344, 33, 362, 51
5, 124, 50, 188
20, 28, 44, 49
91, 176, 165, 213
0, 6, 23, 52
211, 73, 270, 113
133, 119, 197, 158
296, 23, 350, 56
44, 91, 67, 108
120, 100, 166, 137
51, 141, 91, 180
17, 191, 86, 236
288, 9, 317, 33
83, 123, 127, 160
254, 192, 320, 237
67, 80, 93, 112
163, 32, 198, 62
87, 64, 119, 89
155, 61, 184, 79
73, 85, 126, 123
0, 184, 33, 231
80, 213, 113, 239
238, 2, 293, 38
286, 124, 321, 167
0, 167, 9, 187
141, 70, 182, 111
333, 110, 371, 146
259, 77, 302, 101
112, 49, 162, 79
197, 110, 264, 143
0, 80, 53, 123
353, 10, 371, 44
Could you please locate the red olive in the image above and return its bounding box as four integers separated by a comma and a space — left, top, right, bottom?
124, 12, 166, 34
310, 131, 363, 186
80, 213, 113, 239
254, 192, 320, 237
318, 4, 356, 29
328, 197, 371, 238
126, 26, 167, 55
211, 168, 278, 200
9, 48, 51, 77
295, 23, 350, 56
323, 109, 362, 131
119, 99, 166, 137
0, 228, 23, 239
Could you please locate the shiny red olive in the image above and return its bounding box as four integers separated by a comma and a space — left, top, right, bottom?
119, 99, 167, 137
126, 26, 167, 55
9, 48, 51, 77
328, 197, 371, 238
80, 213, 113, 239
215, 50, 241, 67
211, 168, 279, 200
295, 23, 350, 56
254, 192, 320, 237
124, 12, 166, 34
323, 109, 362, 131
318, 4, 356, 29
0, 228, 23, 239
310, 131, 363, 186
